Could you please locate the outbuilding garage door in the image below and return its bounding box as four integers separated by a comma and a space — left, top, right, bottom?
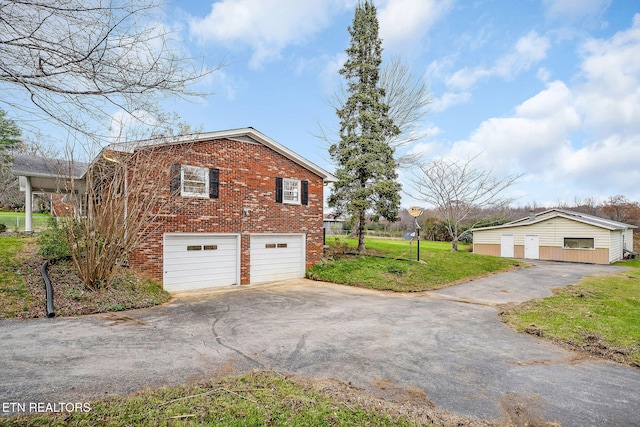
250, 234, 305, 284
163, 233, 240, 292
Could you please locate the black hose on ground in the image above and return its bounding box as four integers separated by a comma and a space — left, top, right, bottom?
41, 260, 55, 318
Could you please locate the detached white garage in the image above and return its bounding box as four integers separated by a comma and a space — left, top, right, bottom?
250, 234, 306, 284
471, 209, 636, 264
163, 233, 240, 292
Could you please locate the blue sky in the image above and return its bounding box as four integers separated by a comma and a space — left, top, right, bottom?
14, 0, 640, 209
162, 0, 640, 209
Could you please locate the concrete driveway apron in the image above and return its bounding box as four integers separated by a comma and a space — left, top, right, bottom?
1, 260, 639, 426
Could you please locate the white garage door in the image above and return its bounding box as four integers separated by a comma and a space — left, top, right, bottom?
163, 233, 239, 292
250, 234, 305, 284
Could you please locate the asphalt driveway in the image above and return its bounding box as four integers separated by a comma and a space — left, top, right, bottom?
1, 261, 639, 426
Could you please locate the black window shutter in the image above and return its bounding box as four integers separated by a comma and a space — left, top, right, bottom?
209, 168, 219, 199
170, 163, 181, 195
301, 180, 308, 205
275, 177, 283, 203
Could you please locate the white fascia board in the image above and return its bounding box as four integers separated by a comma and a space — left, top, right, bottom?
107, 127, 337, 182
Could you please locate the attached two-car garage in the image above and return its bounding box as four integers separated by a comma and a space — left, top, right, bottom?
163, 233, 305, 292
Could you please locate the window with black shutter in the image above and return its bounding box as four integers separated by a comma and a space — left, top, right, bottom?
275, 177, 303, 204
170, 164, 219, 199
301, 180, 308, 205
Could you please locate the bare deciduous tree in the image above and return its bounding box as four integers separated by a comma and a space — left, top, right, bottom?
380, 57, 432, 167
412, 156, 522, 251
0, 0, 216, 146
1, 0, 220, 288
318, 57, 431, 168
602, 195, 640, 225
60, 140, 197, 290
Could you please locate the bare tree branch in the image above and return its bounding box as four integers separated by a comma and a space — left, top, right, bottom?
411, 155, 522, 250
0, 0, 220, 145
316, 56, 431, 168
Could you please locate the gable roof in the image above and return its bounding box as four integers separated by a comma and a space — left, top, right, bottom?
472, 208, 636, 232
106, 127, 337, 182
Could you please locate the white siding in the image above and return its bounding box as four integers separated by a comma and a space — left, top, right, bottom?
610, 228, 635, 263
474, 218, 611, 248
609, 231, 622, 263
624, 229, 634, 252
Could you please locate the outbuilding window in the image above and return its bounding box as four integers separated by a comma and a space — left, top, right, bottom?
564, 238, 594, 249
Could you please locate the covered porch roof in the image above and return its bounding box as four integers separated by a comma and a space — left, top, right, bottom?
11, 154, 89, 231
11, 154, 88, 193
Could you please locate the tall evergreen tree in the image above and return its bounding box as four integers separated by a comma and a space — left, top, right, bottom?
329, 0, 401, 253
0, 109, 22, 208
0, 109, 21, 155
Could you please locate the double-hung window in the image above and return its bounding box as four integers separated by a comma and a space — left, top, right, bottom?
170, 163, 219, 199
181, 165, 209, 198
283, 178, 300, 204
275, 177, 308, 205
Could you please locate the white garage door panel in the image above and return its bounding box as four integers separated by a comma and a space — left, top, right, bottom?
164, 234, 239, 292
250, 234, 305, 284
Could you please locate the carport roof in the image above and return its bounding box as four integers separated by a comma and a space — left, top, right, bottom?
11, 154, 88, 192
11, 154, 88, 180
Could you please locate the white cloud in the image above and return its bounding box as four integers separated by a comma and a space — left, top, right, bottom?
543, 0, 611, 22
449, 81, 580, 173
429, 16, 640, 204
560, 135, 640, 182
189, 0, 348, 68
377, 0, 454, 52
575, 14, 640, 136
446, 31, 550, 90
320, 52, 348, 93
430, 91, 471, 112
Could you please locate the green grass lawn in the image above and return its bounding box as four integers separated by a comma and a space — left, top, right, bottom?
0, 371, 442, 427
0, 235, 31, 316
0, 211, 51, 231
501, 259, 640, 367
308, 237, 522, 292
335, 236, 472, 258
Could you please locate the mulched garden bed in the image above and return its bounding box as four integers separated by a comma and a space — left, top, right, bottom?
11, 245, 170, 319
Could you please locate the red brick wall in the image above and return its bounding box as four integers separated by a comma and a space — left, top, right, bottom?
50, 193, 77, 217
127, 138, 326, 285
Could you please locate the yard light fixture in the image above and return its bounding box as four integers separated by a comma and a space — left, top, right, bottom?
408, 207, 424, 261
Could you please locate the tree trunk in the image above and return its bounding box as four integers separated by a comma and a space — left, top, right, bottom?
357, 210, 366, 254
451, 238, 459, 252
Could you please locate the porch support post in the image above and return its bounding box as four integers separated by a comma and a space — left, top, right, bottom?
23, 176, 33, 232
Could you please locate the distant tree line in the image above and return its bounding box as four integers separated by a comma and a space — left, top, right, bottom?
338, 195, 640, 245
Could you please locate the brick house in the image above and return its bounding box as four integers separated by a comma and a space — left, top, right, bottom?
13, 128, 336, 292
